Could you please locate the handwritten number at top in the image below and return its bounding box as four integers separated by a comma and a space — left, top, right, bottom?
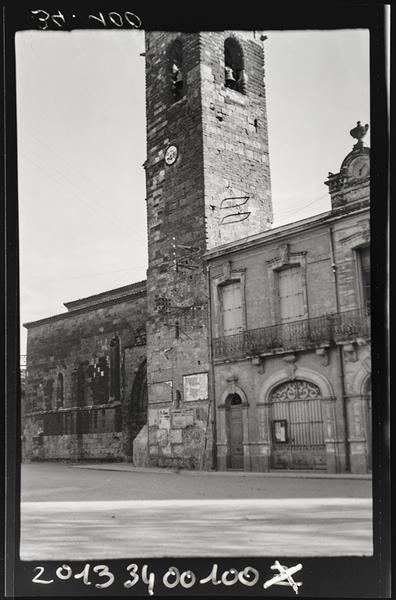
52, 10, 66, 27
31, 10, 66, 29
31, 10, 142, 29
31, 10, 50, 30
88, 11, 142, 28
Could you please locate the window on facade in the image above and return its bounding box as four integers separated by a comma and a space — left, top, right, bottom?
110, 336, 120, 401
71, 364, 85, 408
43, 379, 54, 411
357, 246, 370, 313
56, 373, 64, 408
222, 281, 243, 335
134, 327, 146, 346
228, 393, 242, 406
278, 266, 304, 323
169, 39, 184, 103
224, 37, 247, 94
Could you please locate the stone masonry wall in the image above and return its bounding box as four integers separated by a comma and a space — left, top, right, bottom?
201, 31, 272, 249
144, 31, 272, 469
145, 32, 210, 468
23, 291, 147, 462
209, 221, 338, 338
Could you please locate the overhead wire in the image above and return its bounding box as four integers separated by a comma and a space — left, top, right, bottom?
19, 147, 140, 237
25, 265, 147, 284
274, 192, 329, 219
21, 124, 144, 223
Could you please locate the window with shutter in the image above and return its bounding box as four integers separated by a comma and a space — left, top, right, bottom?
222, 282, 243, 335
278, 266, 304, 323
358, 246, 370, 313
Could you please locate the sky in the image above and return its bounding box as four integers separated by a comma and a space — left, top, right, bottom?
15, 29, 370, 354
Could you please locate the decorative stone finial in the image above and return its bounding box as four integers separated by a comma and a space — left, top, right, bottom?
350, 121, 369, 147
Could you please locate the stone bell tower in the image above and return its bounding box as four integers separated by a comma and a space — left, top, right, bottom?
144, 31, 272, 469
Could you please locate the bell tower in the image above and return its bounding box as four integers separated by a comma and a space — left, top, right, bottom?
144, 31, 272, 469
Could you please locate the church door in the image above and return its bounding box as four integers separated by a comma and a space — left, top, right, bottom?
226, 393, 244, 469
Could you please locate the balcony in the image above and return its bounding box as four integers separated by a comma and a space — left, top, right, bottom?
212, 308, 370, 360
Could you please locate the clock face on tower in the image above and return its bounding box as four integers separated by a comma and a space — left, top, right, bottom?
350, 157, 369, 179
165, 145, 178, 165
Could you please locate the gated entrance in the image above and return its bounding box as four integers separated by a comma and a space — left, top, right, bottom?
226, 393, 244, 469
270, 380, 326, 470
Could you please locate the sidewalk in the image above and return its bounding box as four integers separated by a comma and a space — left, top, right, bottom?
70, 462, 372, 480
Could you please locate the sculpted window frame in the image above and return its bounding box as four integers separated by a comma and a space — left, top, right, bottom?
353, 243, 371, 314
266, 244, 309, 325
211, 262, 247, 338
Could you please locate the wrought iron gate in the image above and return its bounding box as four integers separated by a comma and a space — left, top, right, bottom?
270, 380, 326, 470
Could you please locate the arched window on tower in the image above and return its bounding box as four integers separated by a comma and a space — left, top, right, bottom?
56, 373, 64, 408
169, 39, 184, 103
109, 336, 120, 401
224, 37, 247, 94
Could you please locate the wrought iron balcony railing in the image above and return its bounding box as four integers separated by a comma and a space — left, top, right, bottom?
332, 308, 371, 342
212, 308, 370, 360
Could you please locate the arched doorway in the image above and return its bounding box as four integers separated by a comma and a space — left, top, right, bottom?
226, 393, 243, 469
127, 359, 147, 459
270, 380, 326, 470
363, 376, 372, 471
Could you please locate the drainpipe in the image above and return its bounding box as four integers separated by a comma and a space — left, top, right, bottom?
329, 225, 351, 472
206, 263, 217, 471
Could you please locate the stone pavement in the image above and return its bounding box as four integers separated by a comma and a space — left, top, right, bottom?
70, 462, 372, 480
21, 497, 373, 560
20, 463, 372, 560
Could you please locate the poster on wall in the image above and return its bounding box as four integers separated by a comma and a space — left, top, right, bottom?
183, 372, 208, 402
150, 381, 173, 404
172, 408, 194, 428
158, 408, 171, 429
273, 419, 288, 443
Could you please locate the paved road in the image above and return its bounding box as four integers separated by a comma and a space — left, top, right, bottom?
20, 464, 373, 560
21, 463, 372, 501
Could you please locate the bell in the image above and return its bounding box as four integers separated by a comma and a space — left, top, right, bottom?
172, 67, 183, 101
225, 66, 236, 88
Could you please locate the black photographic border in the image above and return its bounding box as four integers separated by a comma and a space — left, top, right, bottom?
3, 2, 390, 598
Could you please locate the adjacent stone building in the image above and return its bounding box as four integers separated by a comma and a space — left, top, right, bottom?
206, 132, 371, 474
22, 32, 371, 473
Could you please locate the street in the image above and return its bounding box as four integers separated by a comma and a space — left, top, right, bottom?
20, 463, 372, 560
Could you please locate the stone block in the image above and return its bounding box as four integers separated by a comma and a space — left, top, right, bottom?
170, 429, 183, 444
157, 428, 168, 447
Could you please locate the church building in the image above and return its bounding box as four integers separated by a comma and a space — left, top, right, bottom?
22, 31, 371, 474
